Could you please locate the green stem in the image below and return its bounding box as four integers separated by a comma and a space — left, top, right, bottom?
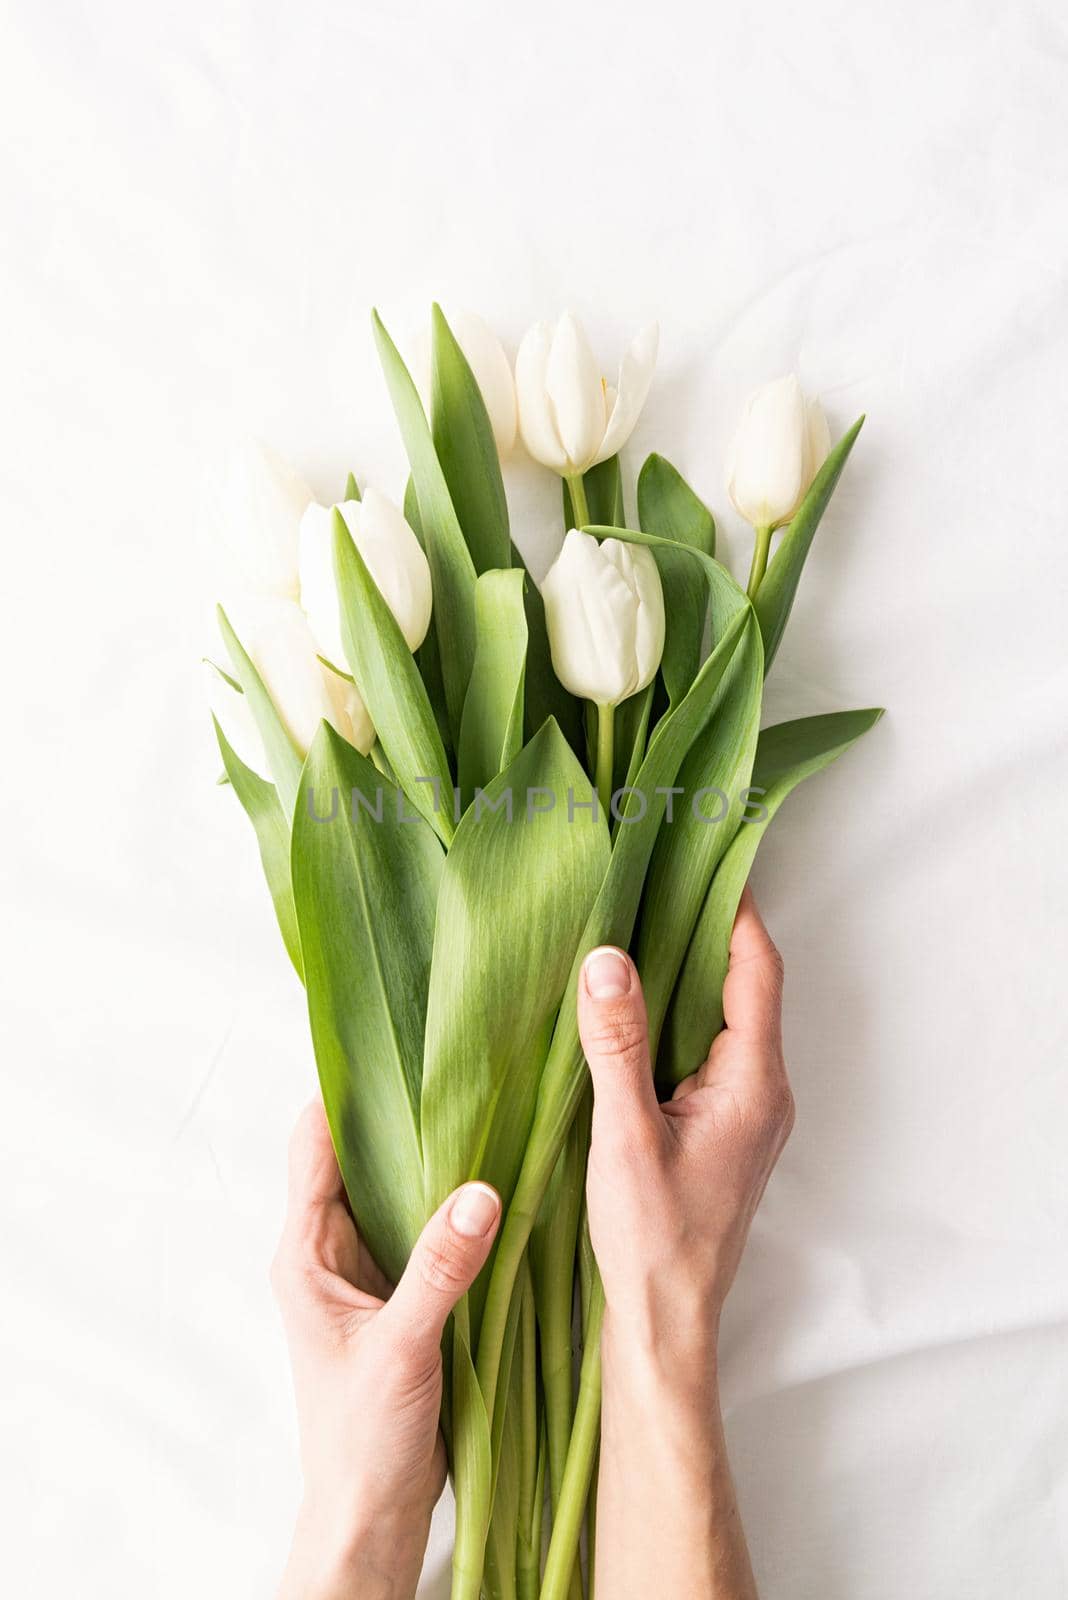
586, 1453, 599, 1600
541, 1313, 577, 1527
489, 1282, 525, 1506
540, 1278, 605, 1600
451, 1297, 493, 1600
745, 523, 773, 599
516, 1267, 539, 1600
535, 1153, 581, 1516
566, 473, 591, 529
486, 1502, 519, 1600
472, 1059, 589, 1592
577, 1215, 597, 1600
578, 1214, 596, 1335
530, 1422, 548, 1588
485, 1334, 524, 1600
476, 1028, 589, 1422
594, 704, 615, 823
530, 1100, 589, 1600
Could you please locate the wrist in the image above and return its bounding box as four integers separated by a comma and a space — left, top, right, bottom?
600, 1301, 723, 1464
279, 1495, 431, 1600
596, 1290, 756, 1599
600, 1278, 721, 1386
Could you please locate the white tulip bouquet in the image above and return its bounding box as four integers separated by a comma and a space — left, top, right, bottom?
207, 306, 881, 1599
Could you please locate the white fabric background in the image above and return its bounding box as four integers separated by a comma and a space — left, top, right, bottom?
3, 0, 1066, 1594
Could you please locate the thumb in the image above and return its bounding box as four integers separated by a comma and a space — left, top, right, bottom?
381, 1183, 501, 1359
577, 946, 662, 1150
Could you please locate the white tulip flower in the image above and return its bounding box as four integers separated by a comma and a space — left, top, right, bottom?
219, 439, 314, 599
219, 594, 375, 764
412, 309, 517, 455
298, 486, 433, 668
212, 449, 383, 771
542, 530, 665, 707
726, 375, 830, 532
515, 313, 658, 488
541, 528, 665, 814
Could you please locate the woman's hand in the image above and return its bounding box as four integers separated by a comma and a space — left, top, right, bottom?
578, 888, 793, 1599
272, 1103, 500, 1600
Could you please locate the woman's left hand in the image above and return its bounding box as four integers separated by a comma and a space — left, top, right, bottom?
273, 1101, 501, 1600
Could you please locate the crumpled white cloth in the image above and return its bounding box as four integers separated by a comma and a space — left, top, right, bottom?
2, 0, 1066, 1594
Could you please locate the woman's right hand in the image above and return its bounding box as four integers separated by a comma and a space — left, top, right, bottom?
578, 888, 794, 1598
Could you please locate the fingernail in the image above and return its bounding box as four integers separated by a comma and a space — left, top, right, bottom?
584, 947, 632, 999
450, 1183, 500, 1239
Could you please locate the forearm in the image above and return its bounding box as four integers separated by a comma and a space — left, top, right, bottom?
597, 1312, 758, 1600
277, 1497, 431, 1600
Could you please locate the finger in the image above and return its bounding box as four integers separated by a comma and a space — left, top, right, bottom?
275, 1100, 363, 1295
380, 1183, 501, 1360
286, 1099, 346, 1215
577, 947, 661, 1151
719, 887, 784, 1046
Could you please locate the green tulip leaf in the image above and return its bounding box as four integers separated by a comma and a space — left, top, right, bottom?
637, 617, 764, 1053
291, 723, 444, 1285
431, 304, 511, 574
636, 453, 715, 553
372, 310, 477, 740
457, 568, 527, 804
656, 550, 705, 707
755, 417, 864, 669
212, 714, 303, 980
343, 470, 361, 501
332, 509, 455, 845
216, 605, 303, 819
421, 719, 610, 1248
660, 707, 884, 1082
637, 453, 716, 707
203, 657, 242, 694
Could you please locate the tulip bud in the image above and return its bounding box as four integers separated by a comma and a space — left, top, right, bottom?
298, 486, 433, 669
541, 530, 665, 707
726, 375, 830, 530
515, 314, 658, 477
412, 309, 517, 455
220, 594, 375, 764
